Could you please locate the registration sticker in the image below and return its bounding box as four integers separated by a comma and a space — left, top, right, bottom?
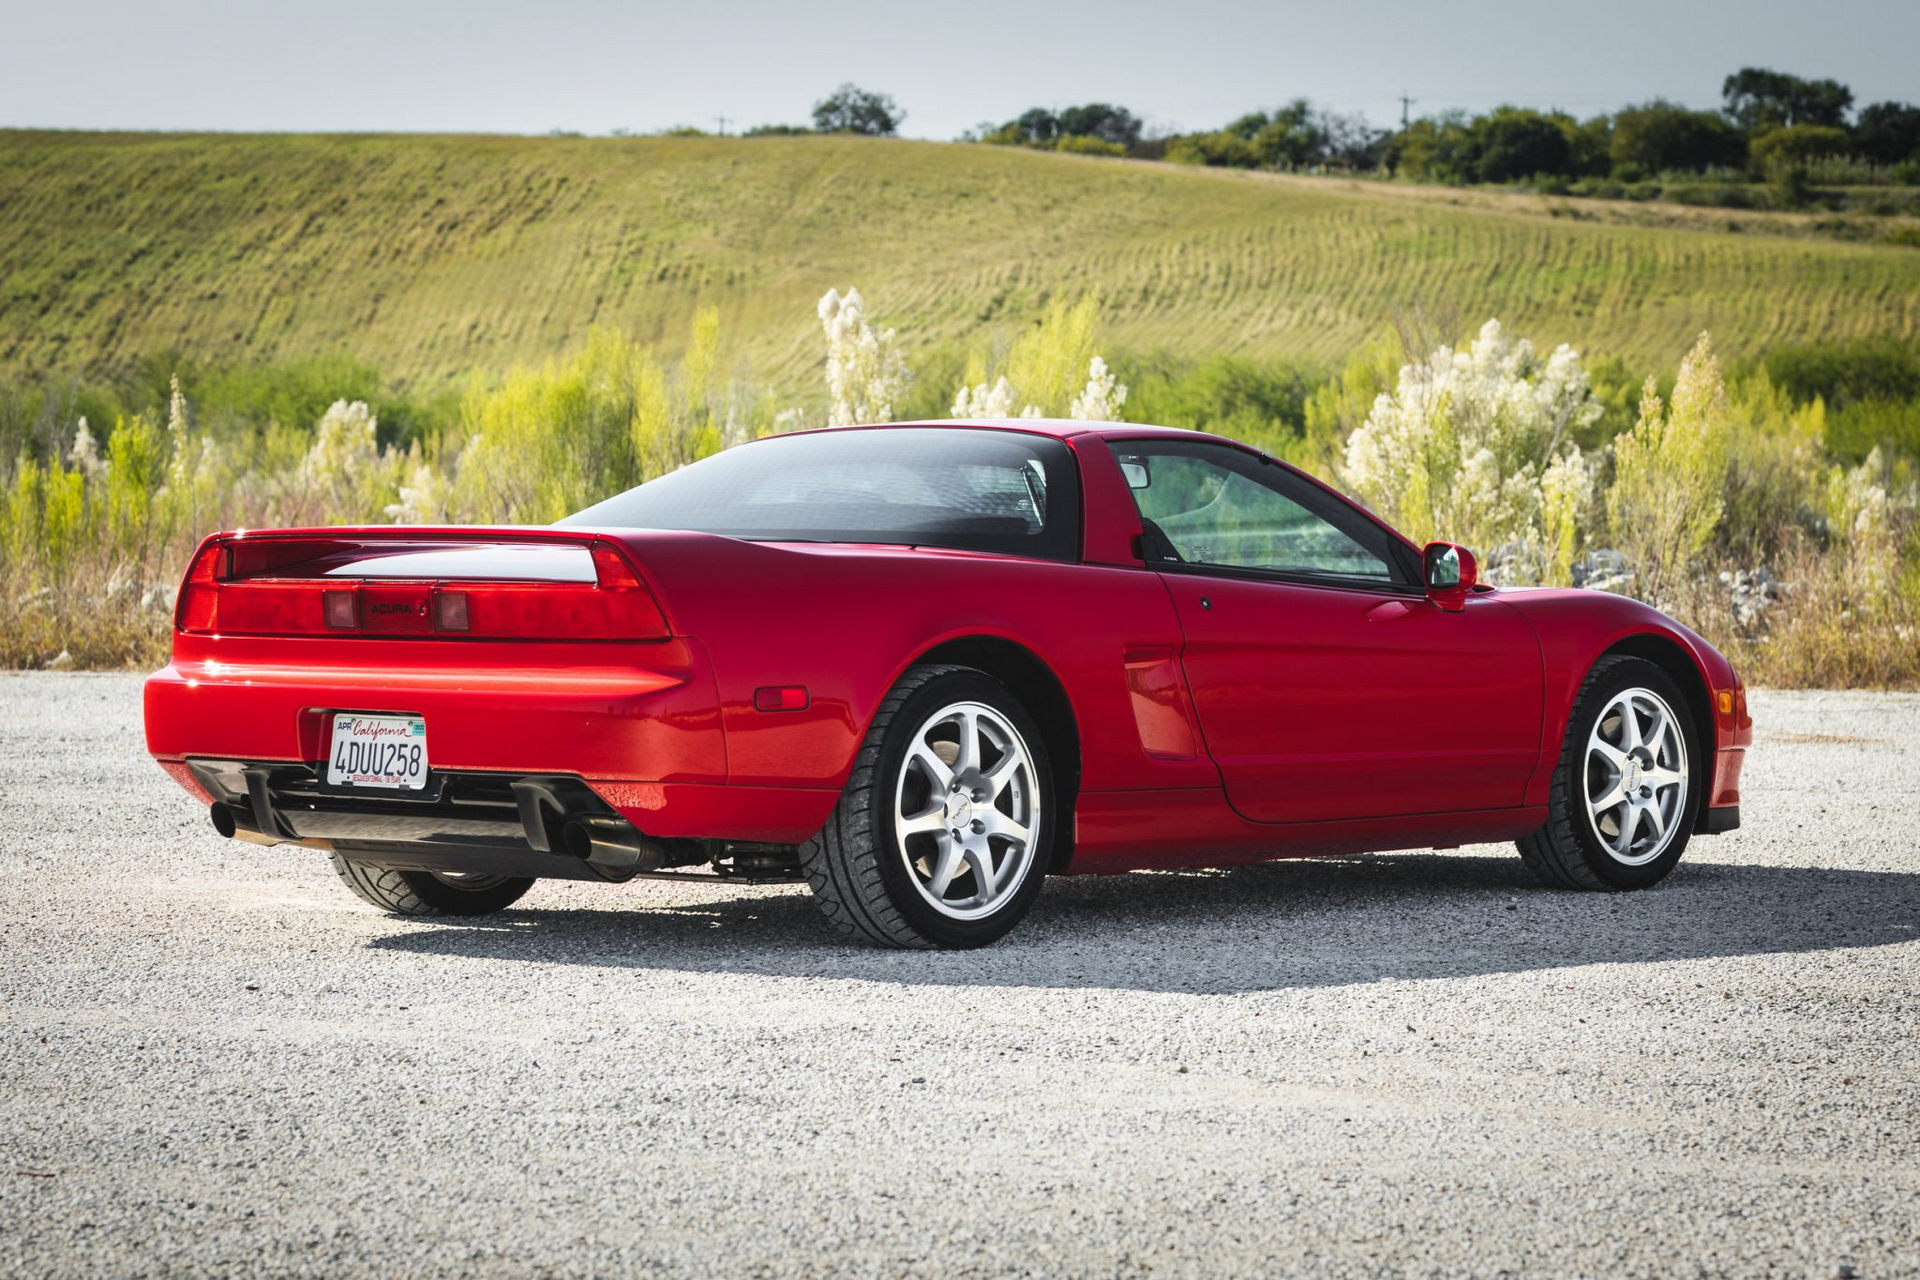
326, 714, 429, 791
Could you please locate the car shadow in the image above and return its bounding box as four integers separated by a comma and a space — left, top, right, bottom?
367, 853, 1920, 995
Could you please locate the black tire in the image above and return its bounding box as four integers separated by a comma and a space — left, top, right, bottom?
1518, 655, 1700, 891
800, 663, 1055, 949
329, 855, 534, 917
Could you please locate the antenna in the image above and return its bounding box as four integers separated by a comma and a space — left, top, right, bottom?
1397, 95, 1416, 129
714, 115, 733, 136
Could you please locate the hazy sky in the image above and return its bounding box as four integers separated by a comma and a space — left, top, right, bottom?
3, 0, 1914, 139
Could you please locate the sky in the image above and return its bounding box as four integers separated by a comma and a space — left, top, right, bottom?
1, 0, 1914, 139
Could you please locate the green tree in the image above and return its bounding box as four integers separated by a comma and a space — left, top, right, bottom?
1722, 67, 1854, 132
983, 104, 1142, 151
1249, 100, 1326, 168
1055, 104, 1142, 149
1611, 100, 1746, 173
1750, 124, 1852, 171
1853, 102, 1920, 164
1472, 107, 1575, 182
1568, 115, 1614, 176
1386, 112, 1476, 182
811, 84, 904, 136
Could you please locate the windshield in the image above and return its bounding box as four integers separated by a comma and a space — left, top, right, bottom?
560, 427, 1082, 561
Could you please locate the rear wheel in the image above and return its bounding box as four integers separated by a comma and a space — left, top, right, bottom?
329, 855, 534, 917
1518, 655, 1698, 890
800, 664, 1053, 948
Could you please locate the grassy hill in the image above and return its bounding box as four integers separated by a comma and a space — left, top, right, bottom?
3, 130, 1919, 391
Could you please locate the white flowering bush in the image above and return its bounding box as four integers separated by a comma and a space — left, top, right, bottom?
950, 376, 1022, 417
385, 456, 453, 524
302, 399, 399, 523
1825, 447, 1897, 597
1068, 355, 1129, 421
305, 399, 379, 486
819, 287, 909, 426
67, 417, 104, 478
1343, 319, 1601, 584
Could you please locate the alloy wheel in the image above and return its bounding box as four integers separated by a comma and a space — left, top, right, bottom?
1584, 687, 1690, 866
892, 700, 1042, 921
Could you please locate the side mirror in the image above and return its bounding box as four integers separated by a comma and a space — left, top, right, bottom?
1422, 542, 1477, 612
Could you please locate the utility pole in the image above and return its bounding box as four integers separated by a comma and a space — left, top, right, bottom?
714, 115, 732, 137
1398, 95, 1416, 129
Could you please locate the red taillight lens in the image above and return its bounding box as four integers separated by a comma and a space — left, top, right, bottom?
589, 541, 669, 639
174, 540, 227, 632
592, 542, 641, 589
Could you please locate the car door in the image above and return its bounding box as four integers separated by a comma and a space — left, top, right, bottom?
1114, 439, 1544, 825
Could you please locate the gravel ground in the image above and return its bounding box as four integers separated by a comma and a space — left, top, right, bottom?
1, 673, 1916, 1279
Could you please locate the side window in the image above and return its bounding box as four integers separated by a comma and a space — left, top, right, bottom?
1115, 442, 1407, 586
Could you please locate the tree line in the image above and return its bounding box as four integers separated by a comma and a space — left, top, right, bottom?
725, 72, 1920, 189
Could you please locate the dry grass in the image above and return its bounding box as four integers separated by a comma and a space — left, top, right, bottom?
1667, 547, 1920, 690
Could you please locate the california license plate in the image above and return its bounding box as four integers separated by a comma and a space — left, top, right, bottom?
326, 714, 429, 790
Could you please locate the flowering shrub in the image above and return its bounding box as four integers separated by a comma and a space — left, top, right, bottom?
950, 376, 1024, 418
303, 400, 394, 524
1343, 319, 1601, 583
1068, 356, 1128, 421
819, 288, 909, 426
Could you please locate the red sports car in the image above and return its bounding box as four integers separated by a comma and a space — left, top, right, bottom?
146, 420, 1751, 947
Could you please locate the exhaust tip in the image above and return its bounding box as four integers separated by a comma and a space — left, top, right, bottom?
560, 818, 593, 861
209, 803, 238, 839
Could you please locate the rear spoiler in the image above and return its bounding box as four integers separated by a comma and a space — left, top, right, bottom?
174, 528, 668, 641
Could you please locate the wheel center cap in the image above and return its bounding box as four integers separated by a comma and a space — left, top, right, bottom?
1623, 757, 1644, 789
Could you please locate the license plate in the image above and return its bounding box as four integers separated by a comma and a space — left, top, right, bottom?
326, 714, 429, 790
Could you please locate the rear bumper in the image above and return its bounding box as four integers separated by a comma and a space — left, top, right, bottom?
146, 639, 839, 846
145, 640, 725, 778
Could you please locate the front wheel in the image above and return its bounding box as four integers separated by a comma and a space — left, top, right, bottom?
801, 664, 1053, 948
329, 855, 535, 917
1518, 655, 1698, 890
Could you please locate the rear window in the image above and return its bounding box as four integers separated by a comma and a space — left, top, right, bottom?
561, 427, 1082, 562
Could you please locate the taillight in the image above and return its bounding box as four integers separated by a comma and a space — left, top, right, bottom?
174, 539, 227, 632
172, 537, 668, 641
589, 541, 669, 639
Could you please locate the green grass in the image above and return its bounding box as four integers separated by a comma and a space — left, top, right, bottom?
4, 130, 1920, 393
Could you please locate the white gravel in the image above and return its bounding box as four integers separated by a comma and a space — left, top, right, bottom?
1, 673, 1916, 1278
